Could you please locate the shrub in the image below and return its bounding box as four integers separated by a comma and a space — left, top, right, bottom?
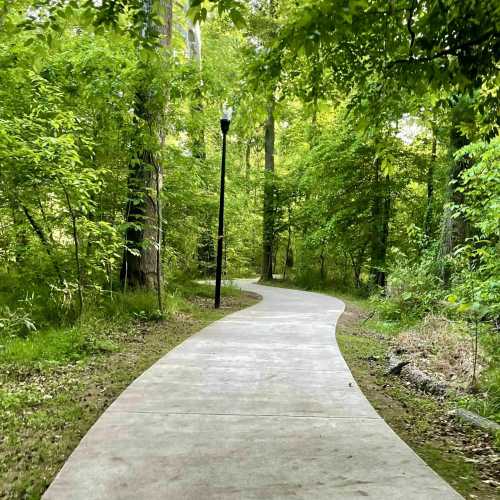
0, 306, 36, 338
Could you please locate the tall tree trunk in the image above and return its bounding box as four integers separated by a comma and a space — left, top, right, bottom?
440, 99, 472, 285
185, 4, 205, 160
245, 140, 251, 190
262, 100, 275, 280
308, 52, 320, 148
370, 159, 390, 289
319, 248, 326, 282
120, 1, 172, 292
120, 122, 163, 289
183, 3, 215, 276
423, 127, 437, 243
282, 204, 292, 279
159, 0, 173, 47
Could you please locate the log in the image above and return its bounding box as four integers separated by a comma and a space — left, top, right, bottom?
450, 408, 500, 433
386, 354, 410, 375
400, 364, 448, 396
386, 352, 447, 395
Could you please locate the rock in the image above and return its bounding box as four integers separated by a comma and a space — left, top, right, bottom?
450, 408, 500, 434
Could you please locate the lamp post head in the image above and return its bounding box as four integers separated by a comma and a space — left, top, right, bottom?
220, 104, 233, 134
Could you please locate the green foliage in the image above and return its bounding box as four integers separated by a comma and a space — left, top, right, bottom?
448, 138, 500, 318
0, 305, 36, 338
374, 251, 445, 319
0, 4, 261, 327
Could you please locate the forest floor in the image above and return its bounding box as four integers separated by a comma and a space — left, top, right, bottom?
336, 296, 499, 500
0, 284, 259, 500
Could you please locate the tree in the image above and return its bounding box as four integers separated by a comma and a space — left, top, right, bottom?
120, 0, 172, 292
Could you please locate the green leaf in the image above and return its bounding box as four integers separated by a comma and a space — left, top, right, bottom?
229, 9, 246, 29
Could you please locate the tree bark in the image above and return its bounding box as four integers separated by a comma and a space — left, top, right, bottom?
262, 100, 275, 280
121, 148, 161, 290
245, 140, 251, 190
159, 0, 173, 47
120, 0, 172, 291
440, 99, 472, 285
185, 3, 206, 160
370, 159, 390, 289
423, 128, 437, 242
282, 204, 292, 279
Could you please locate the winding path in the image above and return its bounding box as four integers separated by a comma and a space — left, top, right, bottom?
44, 280, 461, 499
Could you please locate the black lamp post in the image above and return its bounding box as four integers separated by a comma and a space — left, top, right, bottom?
214, 106, 232, 308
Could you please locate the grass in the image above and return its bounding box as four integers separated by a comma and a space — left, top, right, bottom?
0, 281, 259, 499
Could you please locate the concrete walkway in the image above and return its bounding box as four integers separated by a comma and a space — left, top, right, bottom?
44, 281, 462, 499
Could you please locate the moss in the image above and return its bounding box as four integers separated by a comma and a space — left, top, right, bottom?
416, 444, 481, 497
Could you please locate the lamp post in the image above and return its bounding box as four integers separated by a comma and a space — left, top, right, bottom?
214, 106, 232, 308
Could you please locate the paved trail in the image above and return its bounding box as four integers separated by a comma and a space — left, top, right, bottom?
44, 280, 462, 499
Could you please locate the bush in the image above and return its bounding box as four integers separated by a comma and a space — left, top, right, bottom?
0, 306, 36, 338
372, 256, 445, 321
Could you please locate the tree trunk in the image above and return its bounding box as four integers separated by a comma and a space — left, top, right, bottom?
159, 0, 173, 47
370, 160, 390, 289
120, 149, 161, 290
262, 100, 275, 280
319, 248, 326, 282
185, 4, 206, 160
440, 99, 472, 285
282, 205, 292, 279
423, 128, 437, 243
120, 0, 172, 291
182, 3, 215, 276
245, 140, 251, 190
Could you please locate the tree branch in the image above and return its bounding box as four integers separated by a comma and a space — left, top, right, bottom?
406, 0, 417, 60
388, 29, 499, 67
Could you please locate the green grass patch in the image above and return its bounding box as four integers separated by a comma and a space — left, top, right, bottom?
1, 326, 94, 364
416, 444, 482, 496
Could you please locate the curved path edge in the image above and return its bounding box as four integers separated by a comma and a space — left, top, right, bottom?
44, 280, 462, 499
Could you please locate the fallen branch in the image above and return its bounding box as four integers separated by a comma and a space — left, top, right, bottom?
449, 408, 500, 434
386, 353, 409, 375
386, 352, 447, 395
400, 364, 448, 396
